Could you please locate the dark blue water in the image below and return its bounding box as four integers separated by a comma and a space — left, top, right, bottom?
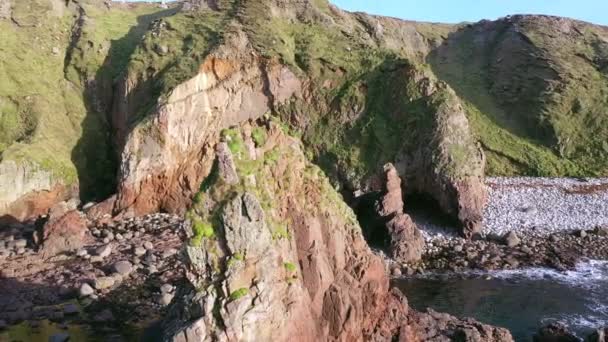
394, 260, 608, 341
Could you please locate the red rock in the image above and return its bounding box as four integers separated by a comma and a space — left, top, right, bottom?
39, 204, 89, 258
85, 195, 116, 222
380, 163, 425, 263
0, 184, 75, 225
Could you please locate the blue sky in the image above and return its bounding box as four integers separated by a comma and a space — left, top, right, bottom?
330, 0, 608, 25
130, 1, 607, 26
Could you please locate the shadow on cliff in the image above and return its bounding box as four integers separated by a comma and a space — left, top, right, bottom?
70, 6, 180, 204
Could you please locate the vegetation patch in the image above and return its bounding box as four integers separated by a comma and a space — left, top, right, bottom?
228, 288, 249, 301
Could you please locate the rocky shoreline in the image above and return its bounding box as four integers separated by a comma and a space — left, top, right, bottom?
2, 175, 608, 340
0, 212, 188, 339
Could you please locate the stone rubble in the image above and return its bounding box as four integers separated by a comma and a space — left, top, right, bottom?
0, 212, 186, 336
415, 177, 608, 240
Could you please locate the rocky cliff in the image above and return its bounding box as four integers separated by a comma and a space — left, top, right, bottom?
161, 121, 513, 341
4, 0, 606, 340
3, 0, 607, 232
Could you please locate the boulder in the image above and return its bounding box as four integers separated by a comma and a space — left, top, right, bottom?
93, 277, 115, 290
79, 283, 95, 297
594, 226, 608, 236
85, 195, 116, 222
533, 323, 578, 342
113, 260, 133, 275
388, 213, 425, 263
39, 203, 89, 258
504, 231, 521, 248
95, 244, 112, 258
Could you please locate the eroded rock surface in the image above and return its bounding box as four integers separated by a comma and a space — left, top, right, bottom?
113, 29, 301, 217
379, 163, 425, 263
163, 123, 512, 342
39, 202, 89, 258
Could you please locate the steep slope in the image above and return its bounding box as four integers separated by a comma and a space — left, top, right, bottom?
109, 0, 486, 235
162, 121, 513, 341
429, 15, 608, 176
0, 0, 174, 221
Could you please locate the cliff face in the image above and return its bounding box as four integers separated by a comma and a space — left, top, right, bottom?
162, 122, 513, 341
3, 0, 607, 229
5, 1, 604, 340
113, 29, 301, 216
107, 0, 487, 235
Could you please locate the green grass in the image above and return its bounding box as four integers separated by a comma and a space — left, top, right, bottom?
191, 219, 215, 246
271, 225, 290, 241
228, 288, 249, 301
221, 128, 245, 156
283, 262, 297, 273
251, 127, 267, 147
428, 18, 608, 176
119, 9, 226, 124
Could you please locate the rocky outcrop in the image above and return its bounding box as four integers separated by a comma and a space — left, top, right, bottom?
215, 142, 239, 185
409, 309, 514, 341
396, 81, 487, 237
378, 163, 424, 263
38, 202, 89, 258
0, 161, 72, 223
163, 124, 513, 341
113, 29, 301, 217
533, 323, 579, 342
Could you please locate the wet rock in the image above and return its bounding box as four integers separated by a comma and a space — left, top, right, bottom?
63, 303, 79, 315
533, 322, 578, 342
49, 333, 70, 342
79, 283, 95, 297
94, 309, 114, 322
504, 231, 521, 248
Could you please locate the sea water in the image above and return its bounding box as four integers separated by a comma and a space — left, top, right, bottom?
393, 260, 608, 341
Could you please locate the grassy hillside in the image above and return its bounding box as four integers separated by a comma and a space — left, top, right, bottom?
429, 16, 608, 176
0, 0, 174, 200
